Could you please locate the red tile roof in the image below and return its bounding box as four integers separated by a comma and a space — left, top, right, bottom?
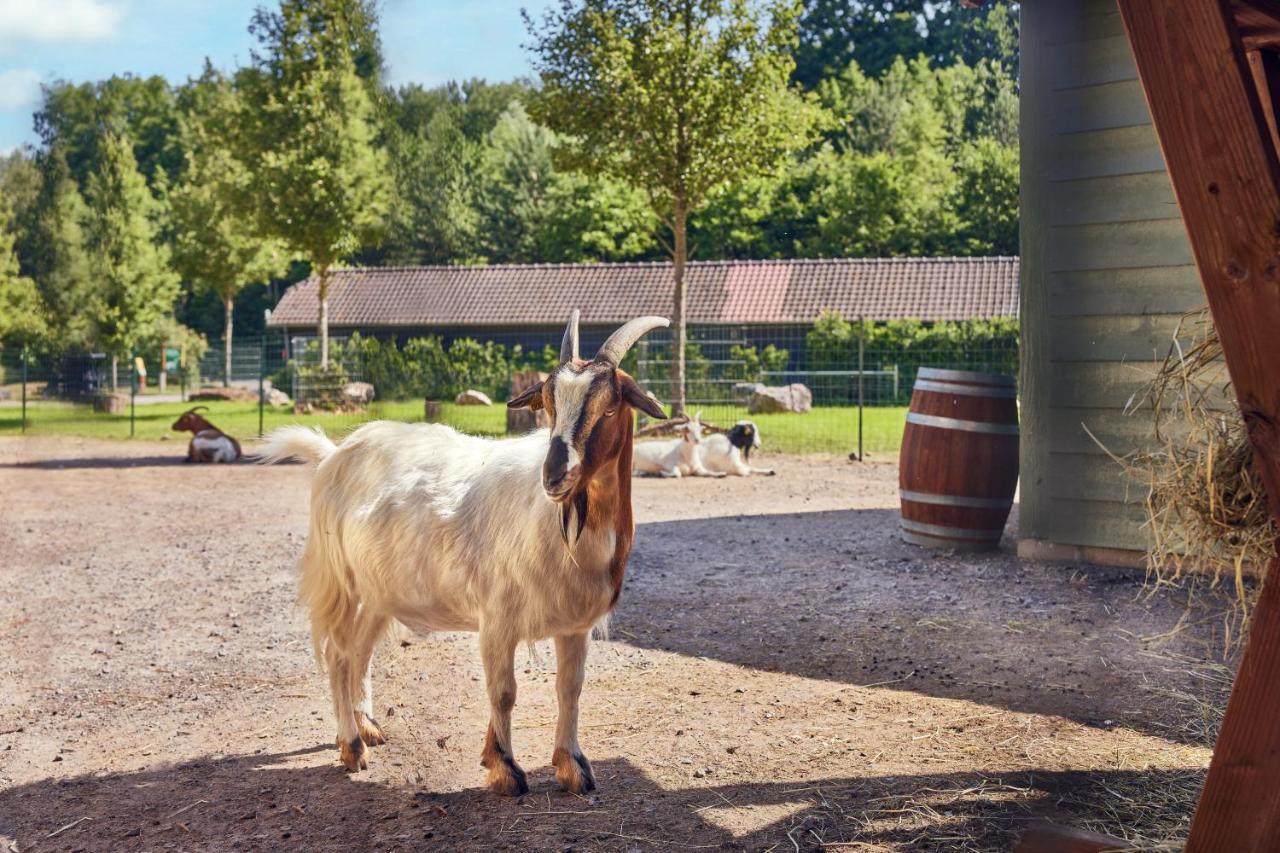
267, 257, 1019, 329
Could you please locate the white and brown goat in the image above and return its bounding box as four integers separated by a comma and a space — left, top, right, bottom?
259, 312, 669, 796
171, 406, 242, 463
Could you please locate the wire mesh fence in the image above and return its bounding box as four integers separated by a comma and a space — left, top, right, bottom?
0, 319, 1018, 457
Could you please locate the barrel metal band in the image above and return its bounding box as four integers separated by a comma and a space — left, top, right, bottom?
900, 518, 1005, 540
899, 489, 1013, 509
905, 412, 1020, 435
917, 367, 1016, 387
913, 379, 1018, 398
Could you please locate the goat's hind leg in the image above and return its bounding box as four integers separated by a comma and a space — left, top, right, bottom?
326, 644, 366, 771
347, 611, 390, 747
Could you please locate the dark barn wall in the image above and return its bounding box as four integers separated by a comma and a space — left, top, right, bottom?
1019, 0, 1205, 553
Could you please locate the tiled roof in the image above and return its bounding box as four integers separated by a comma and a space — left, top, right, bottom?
267, 257, 1019, 329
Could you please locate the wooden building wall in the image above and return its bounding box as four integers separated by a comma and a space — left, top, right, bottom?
1019, 0, 1204, 555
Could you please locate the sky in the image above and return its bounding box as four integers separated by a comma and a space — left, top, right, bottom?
0, 0, 555, 153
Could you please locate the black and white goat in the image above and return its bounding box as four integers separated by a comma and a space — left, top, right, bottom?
632, 411, 724, 478
260, 312, 669, 797
698, 420, 775, 476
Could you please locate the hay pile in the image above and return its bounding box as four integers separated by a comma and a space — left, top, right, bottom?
1119, 310, 1275, 599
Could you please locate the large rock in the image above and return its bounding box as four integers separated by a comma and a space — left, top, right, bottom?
190, 386, 255, 402
455, 389, 493, 406
343, 381, 375, 405
747, 383, 812, 414
261, 387, 291, 406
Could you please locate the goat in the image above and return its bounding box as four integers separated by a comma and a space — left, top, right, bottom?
259, 312, 669, 796
631, 411, 724, 478
699, 420, 775, 476
171, 406, 242, 463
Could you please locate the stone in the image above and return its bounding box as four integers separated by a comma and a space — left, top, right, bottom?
189, 386, 256, 402
343, 382, 375, 405
455, 389, 492, 406
747, 383, 812, 414
261, 387, 291, 406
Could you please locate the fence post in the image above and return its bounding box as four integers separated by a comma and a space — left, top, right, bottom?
857, 316, 865, 461
130, 348, 137, 438
259, 334, 266, 438
21, 345, 28, 434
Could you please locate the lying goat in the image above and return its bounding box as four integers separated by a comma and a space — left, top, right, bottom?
632, 411, 724, 478
260, 312, 669, 796
699, 420, 775, 476
171, 406, 241, 463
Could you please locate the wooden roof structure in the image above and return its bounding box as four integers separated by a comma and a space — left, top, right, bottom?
1009, 1, 1280, 850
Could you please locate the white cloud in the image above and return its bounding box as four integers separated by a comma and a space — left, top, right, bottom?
0, 0, 126, 44
0, 69, 42, 110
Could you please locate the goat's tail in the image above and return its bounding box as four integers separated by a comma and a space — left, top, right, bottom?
258, 425, 337, 465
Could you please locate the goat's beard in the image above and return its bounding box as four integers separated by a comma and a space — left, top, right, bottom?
559, 492, 589, 550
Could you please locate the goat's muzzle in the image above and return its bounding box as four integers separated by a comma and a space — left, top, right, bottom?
542, 437, 579, 502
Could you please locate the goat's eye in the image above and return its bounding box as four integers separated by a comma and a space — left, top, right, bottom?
603, 409, 617, 418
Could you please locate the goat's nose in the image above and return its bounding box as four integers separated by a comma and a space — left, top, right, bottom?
543, 437, 571, 490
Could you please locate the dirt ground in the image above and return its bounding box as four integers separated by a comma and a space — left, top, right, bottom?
0, 435, 1239, 851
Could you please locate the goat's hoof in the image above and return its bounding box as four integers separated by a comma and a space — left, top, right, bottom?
356, 711, 387, 746
338, 736, 368, 771
553, 747, 596, 794
484, 755, 529, 797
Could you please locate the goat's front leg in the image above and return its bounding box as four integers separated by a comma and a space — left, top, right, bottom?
552, 632, 596, 794
479, 627, 527, 796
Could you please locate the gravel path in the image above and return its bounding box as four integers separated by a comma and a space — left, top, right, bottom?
0, 435, 1232, 851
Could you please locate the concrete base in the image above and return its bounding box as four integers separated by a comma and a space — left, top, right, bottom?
1018, 538, 1267, 578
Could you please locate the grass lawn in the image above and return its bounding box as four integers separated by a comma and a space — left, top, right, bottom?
0, 397, 907, 456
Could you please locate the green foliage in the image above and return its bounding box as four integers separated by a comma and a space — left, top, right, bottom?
724, 343, 790, 382
312, 333, 529, 402
240, 0, 393, 362
806, 310, 1019, 402
84, 132, 180, 357
0, 193, 47, 347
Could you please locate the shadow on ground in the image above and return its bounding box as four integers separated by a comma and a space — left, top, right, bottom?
619, 509, 1234, 747
0, 748, 1198, 852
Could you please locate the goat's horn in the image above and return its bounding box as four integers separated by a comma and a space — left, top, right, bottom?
559, 308, 580, 364
594, 316, 669, 367
188, 406, 208, 414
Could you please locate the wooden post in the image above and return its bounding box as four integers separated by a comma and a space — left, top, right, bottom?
1117, 2, 1280, 848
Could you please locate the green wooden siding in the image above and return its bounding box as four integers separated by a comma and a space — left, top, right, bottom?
1019, 0, 1206, 551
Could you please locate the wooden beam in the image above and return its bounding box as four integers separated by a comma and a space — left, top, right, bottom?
1117, 1, 1280, 850
1247, 49, 1280, 156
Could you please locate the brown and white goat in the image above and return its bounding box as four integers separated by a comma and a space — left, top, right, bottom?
171, 406, 242, 463
259, 312, 669, 796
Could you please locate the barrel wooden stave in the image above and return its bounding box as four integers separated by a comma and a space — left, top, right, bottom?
898, 369, 1019, 551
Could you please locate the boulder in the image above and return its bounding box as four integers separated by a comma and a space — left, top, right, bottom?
747, 383, 812, 414
455, 389, 493, 406
190, 386, 255, 402
343, 381, 376, 405
261, 387, 291, 406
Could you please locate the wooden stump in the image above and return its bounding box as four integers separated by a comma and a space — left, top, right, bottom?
424, 400, 442, 422
506, 370, 548, 434
93, 393, 129, 414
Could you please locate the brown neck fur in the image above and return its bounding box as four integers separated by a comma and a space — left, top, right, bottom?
582, 408, 636, 608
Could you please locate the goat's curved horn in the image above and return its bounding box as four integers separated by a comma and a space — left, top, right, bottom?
559, 308, 580, 363
186, 406, 208, 414
594, 316, 669, 367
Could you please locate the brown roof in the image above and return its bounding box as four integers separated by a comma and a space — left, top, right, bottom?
267, 257, 1019, 329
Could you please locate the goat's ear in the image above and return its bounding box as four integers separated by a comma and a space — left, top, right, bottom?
620, 375, 668, 420
507, 382, 545, 411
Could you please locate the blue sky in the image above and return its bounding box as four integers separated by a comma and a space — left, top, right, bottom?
0, 0, 554, 153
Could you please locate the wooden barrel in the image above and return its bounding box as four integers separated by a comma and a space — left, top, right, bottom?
898, 367, 1019, 551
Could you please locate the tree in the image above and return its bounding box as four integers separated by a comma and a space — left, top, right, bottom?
85, 131, 180, 385
241, 0, 392, 366
526, 0, 824, 413
171, 67, 290, 385
16, 147, 97, 348
0, 194, 47, 348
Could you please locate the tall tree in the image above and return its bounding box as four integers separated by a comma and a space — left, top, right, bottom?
171, 67, 290, 385
17, 148, 97, 347
0, 194, 46, 348
242, 0, 392, 366
526, 0, 824, 413
85, 132, 180, 385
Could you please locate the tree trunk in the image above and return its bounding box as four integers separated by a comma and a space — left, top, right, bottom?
317, 266, 330, 369
671, 200, 689, 416
223, 295, 234, 387
111, 354, 118, 391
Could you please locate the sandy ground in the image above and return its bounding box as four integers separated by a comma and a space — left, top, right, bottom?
0, 435, 1237, 851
